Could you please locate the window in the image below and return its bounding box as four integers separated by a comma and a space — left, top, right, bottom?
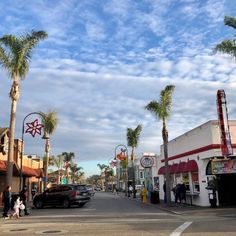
191, 172, 200, 193
140, 171, 144, 179
182, 173, 190, 191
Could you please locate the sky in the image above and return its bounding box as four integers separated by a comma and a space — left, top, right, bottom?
0, 0, 236, 177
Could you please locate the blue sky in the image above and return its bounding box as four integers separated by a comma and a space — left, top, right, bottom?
0, 0, 236, 177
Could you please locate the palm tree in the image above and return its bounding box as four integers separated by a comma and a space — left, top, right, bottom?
40, 110, 58, 188
70, 163, 83, 183
97, 163, 108, 190
215, 16, 236, 59
145, 85, 175, 206
0, 30, 48, 186
127, 124, 142, 198
52, 154, 63, 184
62, 152, 75, 182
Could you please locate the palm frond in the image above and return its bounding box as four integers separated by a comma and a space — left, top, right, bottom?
214, 40, 236, 59
40, 110, 58, 135
224, 16, 236, 30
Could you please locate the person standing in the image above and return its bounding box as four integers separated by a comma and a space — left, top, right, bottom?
180, 182, 187, 204
163, 181, 167, 203
2, 186, 11, 218
19, 185, 29, 216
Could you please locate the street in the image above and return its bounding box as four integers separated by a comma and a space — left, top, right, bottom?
1, 192, 236, 235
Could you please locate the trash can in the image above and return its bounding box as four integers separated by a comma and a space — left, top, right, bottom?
150, 191, 160, 204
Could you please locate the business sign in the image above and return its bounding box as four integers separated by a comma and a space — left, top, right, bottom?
211, 159, 236, 174
140, 156, 154, 168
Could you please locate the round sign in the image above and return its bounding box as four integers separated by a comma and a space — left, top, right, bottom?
140, 156, 154, 168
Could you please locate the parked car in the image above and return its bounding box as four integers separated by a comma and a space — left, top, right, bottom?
94, 186, 101, 191
33, 184, 90, 209
86, 185, 95, 196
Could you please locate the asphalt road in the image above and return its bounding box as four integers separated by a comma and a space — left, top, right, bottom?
1, 191, 236, 235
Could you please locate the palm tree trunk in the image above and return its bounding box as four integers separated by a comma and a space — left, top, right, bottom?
131, 147, 136, 198
162, 120, 171, 206
6, 80, 20, 187
44, 138, 50, 189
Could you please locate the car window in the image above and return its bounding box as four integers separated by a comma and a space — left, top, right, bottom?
75, 185, 87, 191
56, 185, 72, 192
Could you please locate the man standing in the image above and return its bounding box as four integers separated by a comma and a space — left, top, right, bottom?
19, 185, 29, 216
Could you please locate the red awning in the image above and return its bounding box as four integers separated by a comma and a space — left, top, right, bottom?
22, 166, 43, 177
158, 166, 166, 175
169, 163, 179, 174
176, 162, 187, 173
183, 160, 198, 172
0, 160, 7, 171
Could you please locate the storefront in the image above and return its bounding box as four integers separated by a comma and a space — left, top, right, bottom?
157, 120, 236, 206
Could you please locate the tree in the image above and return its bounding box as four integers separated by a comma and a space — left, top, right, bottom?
97, 163, 108, 190
127, 124, 142, 198
70, 163, 83, 183
40, 110, 58, 188
62, 152, 75, 182
52, 154, 63, 184
0, 30, 48, 186
215, 16, 236, 59
145, 85, 175, 206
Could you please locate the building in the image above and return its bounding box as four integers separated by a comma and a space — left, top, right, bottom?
0, 127, 44, 204
157, 120, 236, 206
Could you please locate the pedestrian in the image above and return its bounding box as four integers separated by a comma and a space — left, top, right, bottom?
163, 181, 167, 203
10, 196, 23, 219
180, 182, 187, 204
19, 185, 29, 216
2, 185, 12, 219
128, 185, 133, 197
173, 183, 181, 204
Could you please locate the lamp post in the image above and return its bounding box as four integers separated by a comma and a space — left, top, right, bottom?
19, 112, 48, 193
114, 144, 128, 196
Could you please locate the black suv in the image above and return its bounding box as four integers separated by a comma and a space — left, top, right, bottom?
33, 184, 90, 209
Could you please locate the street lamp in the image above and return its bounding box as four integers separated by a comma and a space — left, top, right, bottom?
114, 144, 128, 196
19, 112, 48, 192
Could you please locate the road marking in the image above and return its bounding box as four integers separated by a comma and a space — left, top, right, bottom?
170, 221, 192, 236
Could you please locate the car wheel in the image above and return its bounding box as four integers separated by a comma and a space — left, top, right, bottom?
62, 199, 70, 208
34, 200, 43, 209
78, 203, 86, 207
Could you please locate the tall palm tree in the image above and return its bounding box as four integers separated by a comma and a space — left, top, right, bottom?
215, 16, 236, 59
127, 124, 142, 198
0, 30, 48, 186
145, 85, 175, 206
62, 152, 75, 182
40, 110, 58, 188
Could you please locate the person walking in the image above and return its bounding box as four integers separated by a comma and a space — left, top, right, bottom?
11, 196, 23, 219
180, 182, 187, 204
2, 186, 11, 219
128, 185, 133, 197
19, 185, 29, 216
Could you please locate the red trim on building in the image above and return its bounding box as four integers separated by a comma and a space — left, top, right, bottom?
22, 166, 43, 177
161, 144, 222, 162
183, 160, 198, 172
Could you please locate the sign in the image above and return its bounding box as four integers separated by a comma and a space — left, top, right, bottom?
140, 156, 154, 168
211, 159, 236, 174
61, 177, 68, 184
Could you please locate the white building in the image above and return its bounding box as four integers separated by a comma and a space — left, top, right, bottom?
157, 120, 236, 206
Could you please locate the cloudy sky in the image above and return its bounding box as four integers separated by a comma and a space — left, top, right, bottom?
0, 0, 236, 177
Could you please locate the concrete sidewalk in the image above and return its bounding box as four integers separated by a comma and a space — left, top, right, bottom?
115, 191, 236, 216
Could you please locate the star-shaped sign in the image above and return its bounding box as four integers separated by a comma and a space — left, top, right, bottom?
25, 119, 44, 137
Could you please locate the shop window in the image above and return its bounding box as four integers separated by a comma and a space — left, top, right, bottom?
182, 173, 190, 191
192, 172, 200, 193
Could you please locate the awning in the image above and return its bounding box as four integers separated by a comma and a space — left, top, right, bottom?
183, 160, 198, 172
22, 166, 43, 177
158, 160, 198, 175
0, 160, 7, 172
170, 163, 179, 174
176, 162, 187, 173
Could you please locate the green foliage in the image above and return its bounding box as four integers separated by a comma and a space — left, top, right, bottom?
215, 16, 236, 59
127, 124, 142, 148
145, 85, 175, 121
62, 152, 75, 163
40, 110, 58, 135
0, 30, 48, 79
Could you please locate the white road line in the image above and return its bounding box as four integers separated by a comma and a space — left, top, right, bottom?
170, 221, 192, 236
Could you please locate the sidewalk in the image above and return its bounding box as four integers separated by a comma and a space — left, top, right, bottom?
115, 191, 236, 216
